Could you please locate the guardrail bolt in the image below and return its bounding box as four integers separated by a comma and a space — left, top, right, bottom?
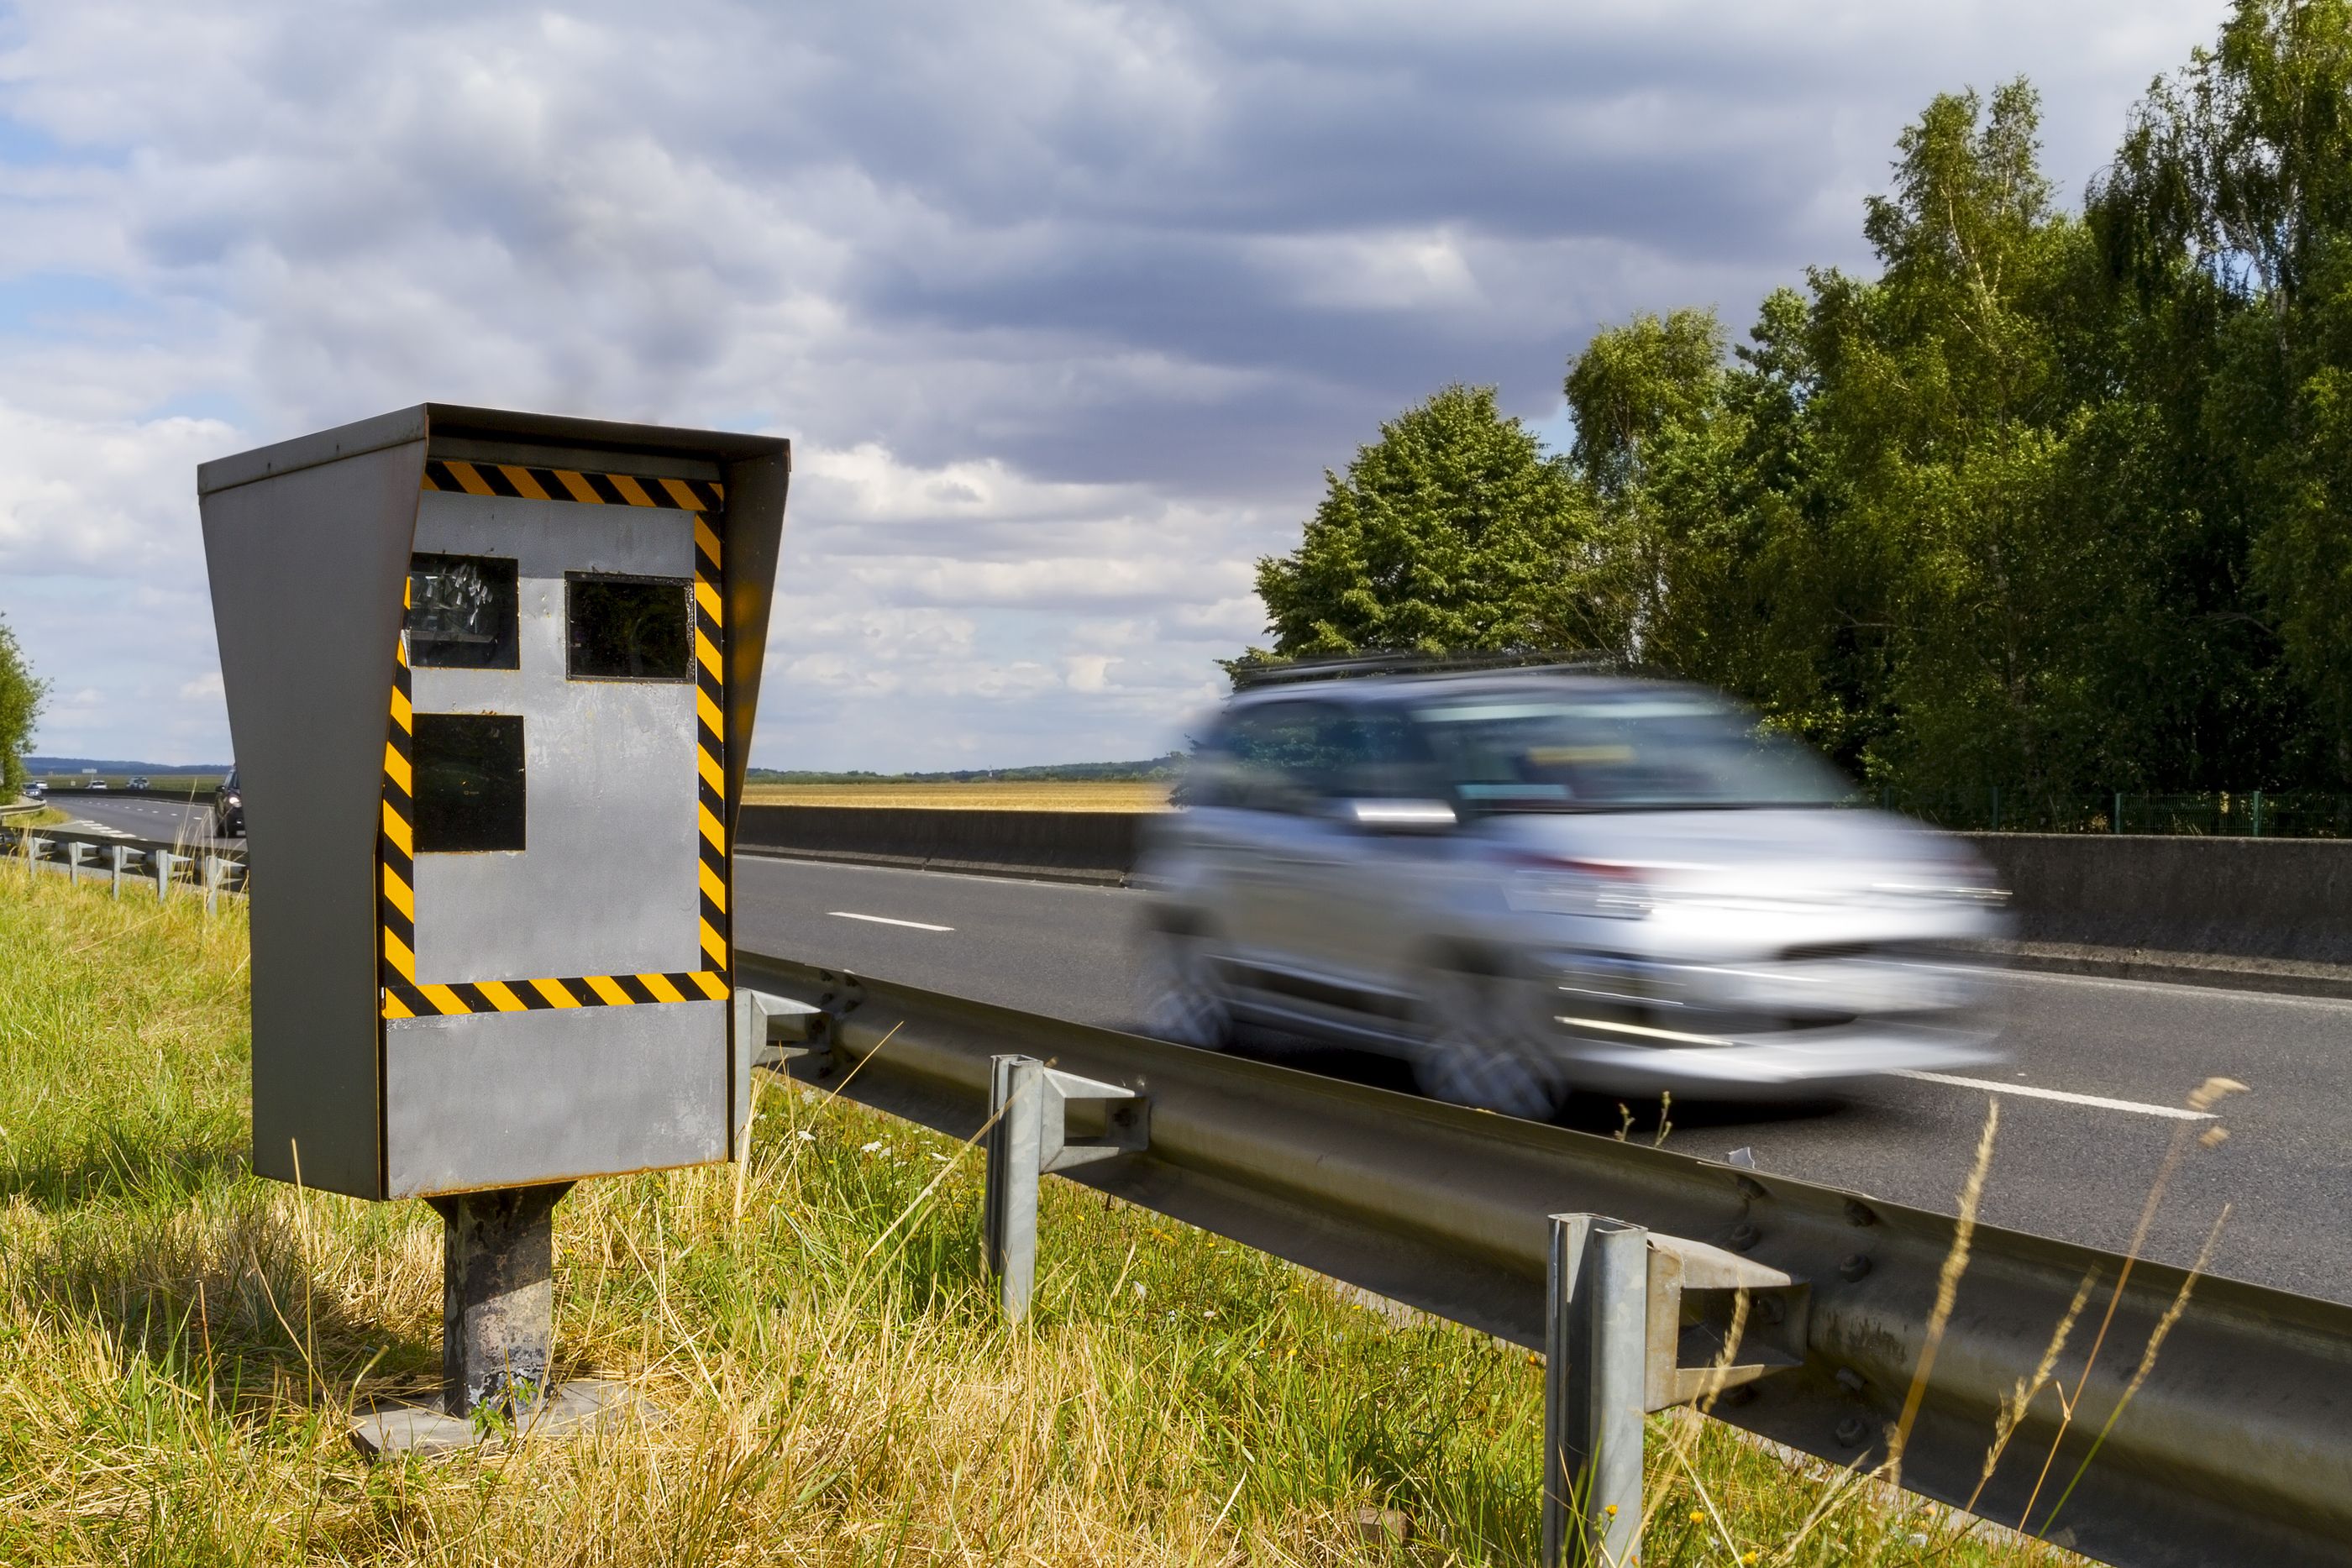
1843, 1198, 1878, 1227
1835, 1366, 1867, 1397
1838, 1253, 1872, 1282
1835, 1415, 1869, 1447
1724, 1220, 1760, 1252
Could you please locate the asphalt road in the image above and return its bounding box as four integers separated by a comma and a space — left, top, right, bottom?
43, 794, 239, 848
737, 853, 2352, 1307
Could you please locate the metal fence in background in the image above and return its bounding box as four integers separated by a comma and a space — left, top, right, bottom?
1880, 787, 2352, 838
1, 826, 247, 908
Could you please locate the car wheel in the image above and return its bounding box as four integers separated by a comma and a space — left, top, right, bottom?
1412, 967, 1564, 1120
1137, 927, 1236, 1050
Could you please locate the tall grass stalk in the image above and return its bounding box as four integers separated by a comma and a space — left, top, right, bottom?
0, 868, 2093, 1565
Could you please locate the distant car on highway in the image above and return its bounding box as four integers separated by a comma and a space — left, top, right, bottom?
22, 780, 43, 799
86, 779, 108, 791
129, 775, 150, 789
213, 768, 244, 837
1135, 657, 2010, 1117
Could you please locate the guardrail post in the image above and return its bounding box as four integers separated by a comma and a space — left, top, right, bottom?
983, 1054, 1148, 1324
1544, 1214, 1649, 1568
24, 834, 41, 884
983, 1056, 1045, 1320
202, 855, 223, 915
152, 850, 173, 901
65, 842, 87, 886
111, 844, 126, 899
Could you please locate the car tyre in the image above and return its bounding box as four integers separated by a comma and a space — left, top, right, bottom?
1412, 967, 1565, 1120
1137, 927, 1236, 1051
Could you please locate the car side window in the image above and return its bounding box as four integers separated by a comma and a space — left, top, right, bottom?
1221, 701, 1347, 814
1329, 709, 1445, 802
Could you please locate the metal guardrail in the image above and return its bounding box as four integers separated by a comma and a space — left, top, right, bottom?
735, 950, 2352, 1568
2, 826, 247, 905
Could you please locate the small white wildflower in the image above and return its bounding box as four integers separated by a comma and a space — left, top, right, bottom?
859, 1140, 885, 1154
1202, 1308, 1217, 1319
1131, 1281, 1147, 1301
931, 1151, 951, 1162
795, 1130, 816, 1142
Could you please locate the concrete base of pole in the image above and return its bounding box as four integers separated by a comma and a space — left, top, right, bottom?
349, 1377, 638, 1459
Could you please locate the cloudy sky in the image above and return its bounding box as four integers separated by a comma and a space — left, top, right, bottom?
1, 0, 2225, 771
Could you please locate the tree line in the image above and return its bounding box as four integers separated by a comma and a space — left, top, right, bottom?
1252, 0, 2352, 804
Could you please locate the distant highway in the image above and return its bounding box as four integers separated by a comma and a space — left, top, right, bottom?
43, 794, 238, 848
736, 853, 2352, 1307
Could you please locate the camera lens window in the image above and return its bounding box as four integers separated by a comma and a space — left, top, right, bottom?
408, 554, 519, 669
412, 713, 527, 852
566, 574, 693, 681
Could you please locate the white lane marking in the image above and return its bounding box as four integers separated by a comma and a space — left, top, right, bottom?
828, 910, 955, 932
1894, 1069, 2213, 1121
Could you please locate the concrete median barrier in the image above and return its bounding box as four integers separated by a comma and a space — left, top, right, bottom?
737, 804, 1142, 885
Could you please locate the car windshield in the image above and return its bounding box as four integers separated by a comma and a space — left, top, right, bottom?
1411, 690, 1851, 811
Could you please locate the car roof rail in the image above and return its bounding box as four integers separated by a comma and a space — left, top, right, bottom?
1226, 648, 1622, 690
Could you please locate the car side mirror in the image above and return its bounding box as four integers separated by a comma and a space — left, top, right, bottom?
1336, 798, 1457, 834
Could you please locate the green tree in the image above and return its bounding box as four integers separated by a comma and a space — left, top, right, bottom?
2094, 0, 2352, 779
1252, 385, 1605, 658
0, 614, 45, 800
1561, 307, 1733, 663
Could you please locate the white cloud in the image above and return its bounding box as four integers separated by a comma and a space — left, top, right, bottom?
0, 0, 2228, 768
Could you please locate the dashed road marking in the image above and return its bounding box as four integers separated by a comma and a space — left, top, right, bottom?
1894, 1069, 2213, 1121
828, 910, 955, 932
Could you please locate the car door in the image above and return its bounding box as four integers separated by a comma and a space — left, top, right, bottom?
1280, 704, 1457, 1038
1207, 699, 1361, 1020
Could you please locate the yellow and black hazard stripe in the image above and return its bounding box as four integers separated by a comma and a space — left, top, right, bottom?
422, 458, 723, 514
380, 579, 418, 989
380, 459, 732, 1020
383, 968, 732, 1019
692, 510, 729, 976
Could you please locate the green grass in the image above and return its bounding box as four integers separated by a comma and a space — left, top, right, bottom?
0, 865, 2085, 1565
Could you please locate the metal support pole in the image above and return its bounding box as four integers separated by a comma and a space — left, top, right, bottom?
111, 844, 126, 899
1544, 1214, 1650, 1568
982, 1053, 1147, 1325
428, 1183, 570, 1420
984, 1055, 1044, 1321
153, 850, 173, 899
202, 855, 222, 915
2252, 789, 2264, 838
65, 842, 86, 885
24, 835, 40, 884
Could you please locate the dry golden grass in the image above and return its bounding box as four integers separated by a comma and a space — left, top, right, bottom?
0, 859, 2101, 1566
743, 780, 1173, 810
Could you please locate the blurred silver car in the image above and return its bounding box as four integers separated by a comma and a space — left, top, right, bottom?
1134, 662, 2009, 1116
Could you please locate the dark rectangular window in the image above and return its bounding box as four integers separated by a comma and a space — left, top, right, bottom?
408, 554, 519, 669
566, 573, 692, 681
412, 713, 527, 852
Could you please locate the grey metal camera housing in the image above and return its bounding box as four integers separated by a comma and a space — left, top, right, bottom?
199, 405, 789, 1201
